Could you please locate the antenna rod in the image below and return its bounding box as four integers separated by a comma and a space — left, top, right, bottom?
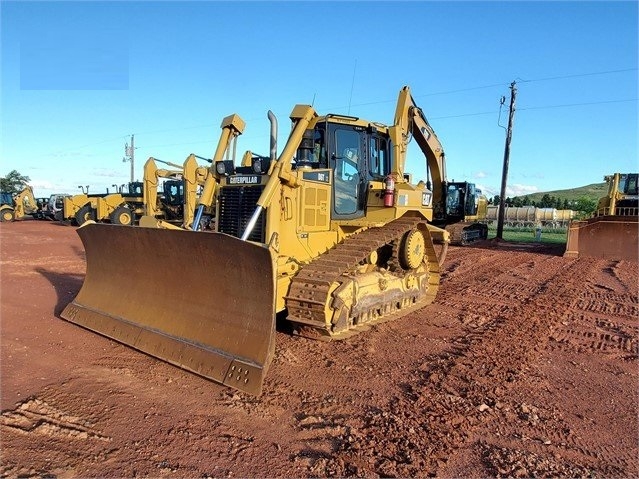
347, 59, 357, 115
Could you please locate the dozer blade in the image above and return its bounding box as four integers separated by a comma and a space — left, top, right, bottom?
61, 223, 276, 395
564, 215, 638, 261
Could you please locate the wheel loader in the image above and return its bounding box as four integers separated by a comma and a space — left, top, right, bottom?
564, 172, 638, 261
0, 185, 38, 222
62, 182, 144, 226
62, 86, 462, 395
62, 190, 109, 226
97, 182, 144, 226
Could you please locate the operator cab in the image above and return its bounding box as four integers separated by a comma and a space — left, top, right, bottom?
617, 173, 639, 209
0, 192, 13, 206
443, 182, 479, 221
160, 179, 185, 220
294, 119, 390, 220
125, 181, 144, 197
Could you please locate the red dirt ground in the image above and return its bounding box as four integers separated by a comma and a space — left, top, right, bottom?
1, 220, 637, 478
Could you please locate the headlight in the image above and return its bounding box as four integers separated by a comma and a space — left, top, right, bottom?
252, 157, 270, 174
215, 160, 235, 176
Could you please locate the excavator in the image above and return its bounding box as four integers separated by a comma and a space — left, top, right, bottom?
435, 181, 488, 245
62, 86, 465, 395
0, 185, 38, 222
564, 172, 638, 261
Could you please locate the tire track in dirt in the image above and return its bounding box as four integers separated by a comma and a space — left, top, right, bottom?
313, 251, 630, 477
0, 393, 115, 478
260, 247, 578, 477
469, 255, 638, 477
1, 397, 110, 441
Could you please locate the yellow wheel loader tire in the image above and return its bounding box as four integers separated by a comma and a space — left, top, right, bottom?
399, 229, 426, 270
75, 204, 96, 226
111, 206, 134, 225
1, 208, 15, 222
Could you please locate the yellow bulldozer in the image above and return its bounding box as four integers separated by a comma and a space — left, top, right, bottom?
564, 172, 638, 261
0, 185, 38, 222
61, 85, 481, 395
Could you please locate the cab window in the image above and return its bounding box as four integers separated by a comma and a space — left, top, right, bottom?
369, 136, 389, 178
333, 128, 362, 215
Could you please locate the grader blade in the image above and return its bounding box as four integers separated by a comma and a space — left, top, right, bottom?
61, 223, 276, 395
564, 215, 638, 261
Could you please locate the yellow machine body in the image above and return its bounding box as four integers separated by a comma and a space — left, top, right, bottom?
0, 185, 38, 221
61, 86, 454, 395
565, 173, 638, 261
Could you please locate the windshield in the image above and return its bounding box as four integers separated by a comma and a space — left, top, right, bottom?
621, 174, 638, 196
0, 193, 13, 205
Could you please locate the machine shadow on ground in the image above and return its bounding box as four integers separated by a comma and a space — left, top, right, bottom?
35, 268, 84, 316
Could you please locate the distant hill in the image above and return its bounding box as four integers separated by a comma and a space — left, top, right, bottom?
519, 182, 607, 204
495, 181, 608, 216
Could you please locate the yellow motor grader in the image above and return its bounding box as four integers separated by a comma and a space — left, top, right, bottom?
564, 172, 638, 261
61, 86, 478, 395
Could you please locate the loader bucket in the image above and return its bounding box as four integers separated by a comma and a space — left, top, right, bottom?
564, 215, 638, 261
61, 223, 276, 395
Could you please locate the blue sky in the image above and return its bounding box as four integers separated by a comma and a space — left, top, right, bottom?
1, 1, 637, 199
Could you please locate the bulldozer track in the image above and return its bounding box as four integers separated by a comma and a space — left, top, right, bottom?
285, 216, 440, 340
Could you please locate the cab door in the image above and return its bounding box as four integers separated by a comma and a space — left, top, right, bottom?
330, 126, 366, 219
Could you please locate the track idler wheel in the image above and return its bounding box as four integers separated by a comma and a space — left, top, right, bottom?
399, 229, 425, 270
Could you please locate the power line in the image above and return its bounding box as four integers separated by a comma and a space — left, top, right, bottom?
517, 68, 637, 84
432, 98, 636, 120
69, 67, 637, 149
139, 98, 635, 148
343, 68, 636, 110
75, 135, 129, 150
519, 98, 637, 111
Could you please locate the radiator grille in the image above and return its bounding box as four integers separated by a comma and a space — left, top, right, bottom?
217, 185, 266, 243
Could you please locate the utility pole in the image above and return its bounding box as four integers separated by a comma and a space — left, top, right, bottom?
496, 81, 517, 240
123, 134, 136, 183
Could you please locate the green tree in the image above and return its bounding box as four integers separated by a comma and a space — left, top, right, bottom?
0, 170, 30, 194
539, 193, 552, 208
575, 196, 597, 216
492, 195, 501, 206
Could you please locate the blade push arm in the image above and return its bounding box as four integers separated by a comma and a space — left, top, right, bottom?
241, 105, 317, 241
